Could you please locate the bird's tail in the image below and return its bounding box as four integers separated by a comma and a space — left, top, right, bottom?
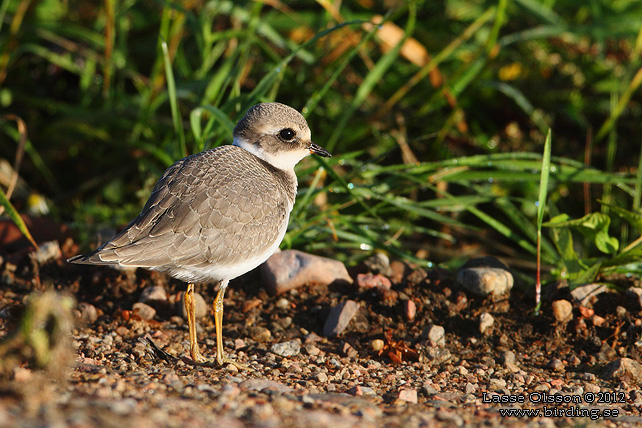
67, 250, 117, 265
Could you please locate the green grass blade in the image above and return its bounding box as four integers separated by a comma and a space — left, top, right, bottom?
536, 129, 552, 313
635, 136, 642, 212
190, 105, 235, 152
537, 130, 552, 229
161, 40, 186, 157
0, 187, 38, 249
514, 0, 565, 26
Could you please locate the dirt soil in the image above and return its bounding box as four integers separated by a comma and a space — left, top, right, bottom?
1, 240, 642, 428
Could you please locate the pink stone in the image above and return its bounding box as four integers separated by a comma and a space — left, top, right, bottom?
356, 273, 391, 290
261, 250, 352, 295
398, 388, 418, 403
404, 300, 416, 321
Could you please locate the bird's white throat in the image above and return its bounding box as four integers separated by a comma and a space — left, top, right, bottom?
233, 137, 310, 171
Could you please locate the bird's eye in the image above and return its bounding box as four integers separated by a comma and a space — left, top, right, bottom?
278, 128, 296, 142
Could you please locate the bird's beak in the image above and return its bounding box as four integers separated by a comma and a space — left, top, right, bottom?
308, 142, 331, 158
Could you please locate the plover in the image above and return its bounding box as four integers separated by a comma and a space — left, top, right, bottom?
68, 102, 331, 367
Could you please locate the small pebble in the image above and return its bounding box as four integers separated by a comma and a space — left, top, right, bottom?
32, 240, 61, 264
604, 357, 642, 384
422, 325, 446, 347
500, 350, 516, 366
76, 302, 98, 324
552, 300, 573, 323
546, 358, 565, 372
250, 326, 272, 343
349, 385, 376, 396
304, 344, 321, 356
581, 372, 596, 382
371, 339, 384, 351
570, 283, 607, 306
479, 312, 494, 334
139, 285, 168, 306
456, 266, 513, 298
363, 252, 392, 276
404, 300, 416, 321
397, 388, 418, 404
341, 342, 358, 358
271, 340, 301, 357
357, 273, 392, 290
489, 378, 506, 390
323, 300, 359, 337
132, 302, 156, 321
406, 269, 428, 286
591, 314, 606, 326
389, 260, 409, 284
315, 372, 328, 383
597, 344, 617, 362
276, 298, 291, 309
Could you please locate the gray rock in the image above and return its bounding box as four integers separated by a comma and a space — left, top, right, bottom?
604, 358, 642, 385
249, 326, 271, 343
261, 250, 352, 295
552, 299, 573, 323
323, 300, 359, 337
270, 339, 301, 357
456, 267, 513, 298
546, 358, 565, 372
139, 285, 168, 307
479, 312, 494, 334
490, 378, 507, 390
422, 325, 446, 347
175, 291, 208, 319
76, 302, 98, 324
598, 343, 617, 362
348, 385, 376, 396
315, 372, 328, 383
132, 302, 156, 320
363, 252, 392, 276
500, 350, 516, 366
32, 240, 61, 264
570, 283, 608, 306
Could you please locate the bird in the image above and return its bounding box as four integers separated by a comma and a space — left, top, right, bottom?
68, 102, 331, 368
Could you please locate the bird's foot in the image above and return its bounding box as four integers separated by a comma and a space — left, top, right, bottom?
190, 347, 252, 371
216, 355, 253, 371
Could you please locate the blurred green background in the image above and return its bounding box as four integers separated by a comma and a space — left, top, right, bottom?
1, 0, 642, 286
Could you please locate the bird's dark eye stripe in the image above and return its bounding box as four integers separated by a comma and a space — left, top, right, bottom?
278, 128, 296, 141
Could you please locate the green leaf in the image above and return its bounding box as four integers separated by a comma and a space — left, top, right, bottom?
0, 187, 38, 249
545, 212, 619, 254
598, 200, 642, 231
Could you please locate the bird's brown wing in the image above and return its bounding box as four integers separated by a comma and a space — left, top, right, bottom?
69, 146, 289, 270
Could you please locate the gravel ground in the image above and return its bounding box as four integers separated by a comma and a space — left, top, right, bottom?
1, 241, 642, 428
